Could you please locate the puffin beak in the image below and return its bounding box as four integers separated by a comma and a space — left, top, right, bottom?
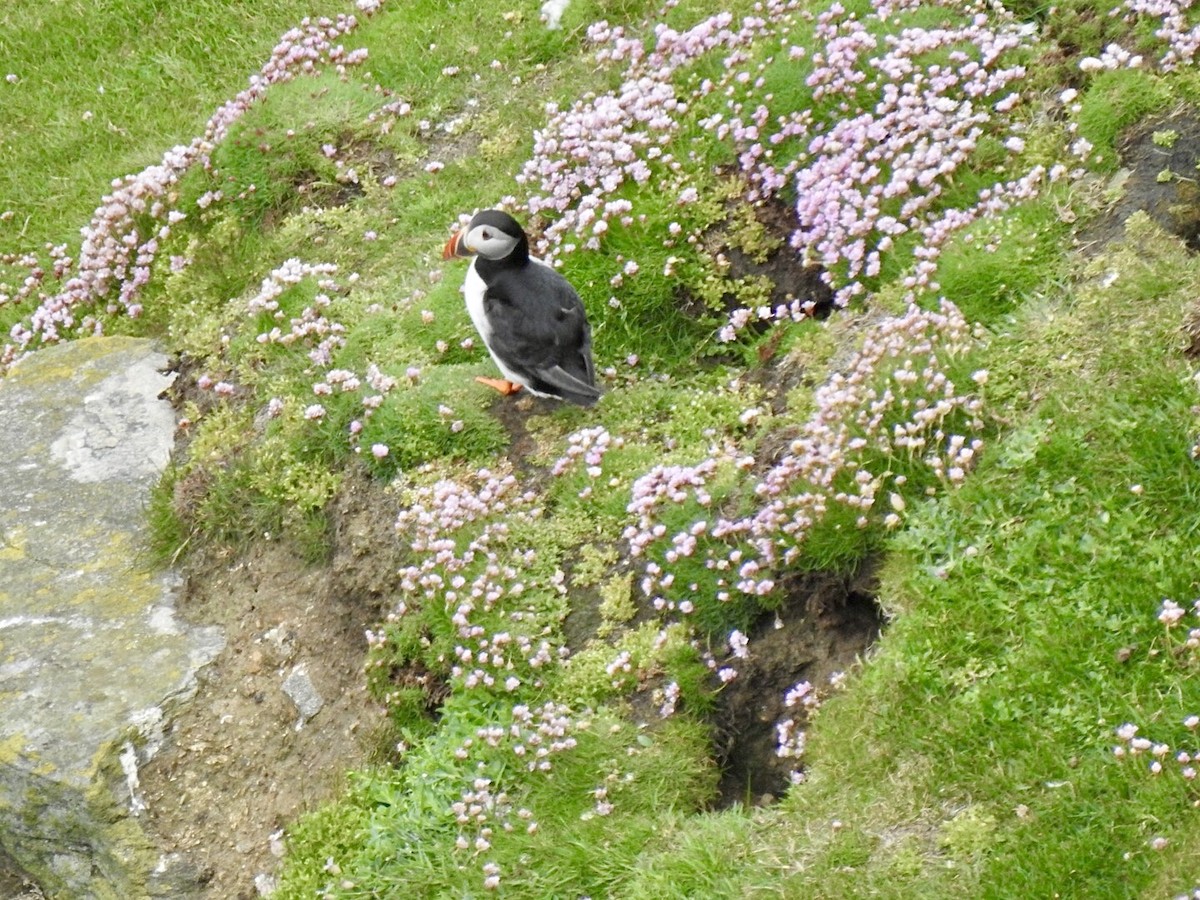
443, 228, 474, 260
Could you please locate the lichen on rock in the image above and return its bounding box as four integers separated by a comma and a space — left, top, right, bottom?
0, 337, 224, 898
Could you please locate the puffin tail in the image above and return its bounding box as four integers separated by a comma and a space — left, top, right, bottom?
536, 365, 602, 407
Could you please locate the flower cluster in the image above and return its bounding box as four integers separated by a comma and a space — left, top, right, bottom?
2, 9, 380, 369
516, 2, 800, 258
465, 701, 580, 775
392, 469, 568, 695
249, 258, 344, 364
1079, 42, 1145, 71
1121, 0, 1200, 71
510, 0, 1059, 346
627, 300, 984, 619
551, 426, 624, 499
706, 0, 1044, 317
210, 257, 406, 457
774, 673, 844, 782
1112, 598, 1200, 789
447, 773, 530, 891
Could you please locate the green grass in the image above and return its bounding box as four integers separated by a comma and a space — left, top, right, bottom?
0, 0, 327, 249
9, 0, 1200, 898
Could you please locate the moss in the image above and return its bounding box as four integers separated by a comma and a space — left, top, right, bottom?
596, 573, 636, 637
938, 806, 999, 862
558, 621, 704, 705
573, 544, 621, 588
725, 192, 783, 264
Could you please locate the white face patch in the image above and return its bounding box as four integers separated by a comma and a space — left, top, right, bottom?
466, 223, 520, 260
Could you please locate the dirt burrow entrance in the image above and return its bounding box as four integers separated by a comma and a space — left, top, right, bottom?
711, 562, 883, 808
1084, 108, 1200, 252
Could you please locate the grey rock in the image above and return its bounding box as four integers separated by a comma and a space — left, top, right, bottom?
0, 337, 224, 899
281, 663, 324, 727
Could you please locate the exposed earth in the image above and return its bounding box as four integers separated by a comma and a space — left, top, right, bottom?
0, 849, 41, 900
134, 473, 406, 899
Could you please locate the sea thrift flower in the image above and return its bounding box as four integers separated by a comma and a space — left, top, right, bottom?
541, 0, 571, 29
729, 630, 749, 658
659, 681, 680, 717
1160, 599, 1186, 626
629, 299, 983, 614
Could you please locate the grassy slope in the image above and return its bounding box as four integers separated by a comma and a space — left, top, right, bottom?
0, 0, 327, 249
6, 0, 1200, 897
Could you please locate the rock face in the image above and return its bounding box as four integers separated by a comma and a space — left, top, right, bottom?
0, 337, 224, 898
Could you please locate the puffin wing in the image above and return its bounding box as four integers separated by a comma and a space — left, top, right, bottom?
482, 265, 601, 405
531, 362, 600, 403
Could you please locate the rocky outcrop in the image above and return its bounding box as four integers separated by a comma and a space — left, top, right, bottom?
0, 337, 223, 898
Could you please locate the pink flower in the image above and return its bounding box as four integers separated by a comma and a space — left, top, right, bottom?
729, 630, 749, 658
1159, 599, 1186, 626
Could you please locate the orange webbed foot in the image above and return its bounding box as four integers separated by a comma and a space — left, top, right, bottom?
474, 376, 523, 396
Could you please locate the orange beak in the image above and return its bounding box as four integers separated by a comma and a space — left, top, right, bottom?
443, 228, 474, 260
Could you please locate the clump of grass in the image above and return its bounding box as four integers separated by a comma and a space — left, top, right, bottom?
1076, 68, 1173, 169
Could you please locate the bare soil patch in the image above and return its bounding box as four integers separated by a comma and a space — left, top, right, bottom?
0, 849, 41, 900
137, 472, 405, 899
1083, 108, 1200, 251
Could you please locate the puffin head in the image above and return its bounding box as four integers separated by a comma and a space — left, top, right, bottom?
443, 209, 529, 262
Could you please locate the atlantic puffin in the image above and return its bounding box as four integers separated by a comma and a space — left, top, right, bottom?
443, 209, 601, 407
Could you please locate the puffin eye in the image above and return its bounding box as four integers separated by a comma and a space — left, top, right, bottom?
481, 229, 492, 240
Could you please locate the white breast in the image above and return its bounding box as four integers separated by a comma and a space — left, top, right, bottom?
464, 260, 537, 391
464, 261, 492, 344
